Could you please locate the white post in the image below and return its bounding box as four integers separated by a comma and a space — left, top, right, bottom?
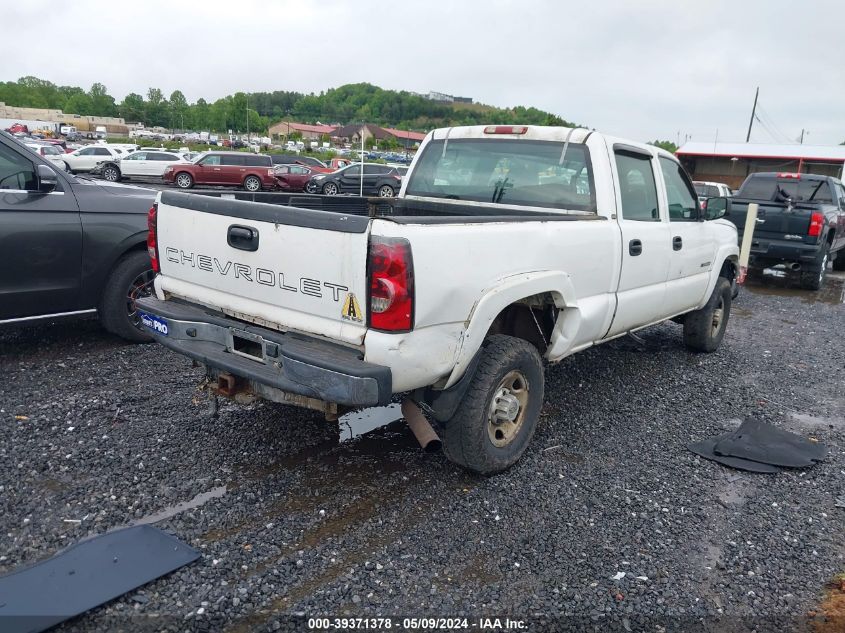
737, 202, 758, 284
360, 123, 364, 197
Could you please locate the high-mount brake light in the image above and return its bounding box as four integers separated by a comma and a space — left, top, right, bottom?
367, 236, 414, 332
777, 172, 801, 179
147, 204, 160, 273
483, 126, 528, 135
808, 212, 824, 238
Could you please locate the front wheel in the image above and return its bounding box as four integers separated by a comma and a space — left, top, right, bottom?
243, 175, 262, 192
440, 335, 544, 475
322, 182, 338, 196
683, 277, 731, 353
98, 250, 154, 343
102, 164, 120, 182
175, 172, 193, 189
378, 184, 395, 197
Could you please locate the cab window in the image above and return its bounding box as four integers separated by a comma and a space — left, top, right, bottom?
0, 143, 37, 190
660, 157, 698, 221
614, 151, 659, 221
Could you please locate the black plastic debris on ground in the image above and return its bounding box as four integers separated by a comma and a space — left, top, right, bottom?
0, 525, 199, 633
689, 418, 827, 473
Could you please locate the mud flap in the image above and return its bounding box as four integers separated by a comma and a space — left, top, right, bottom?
0, 525, 199, 633
414, 350, 483, 423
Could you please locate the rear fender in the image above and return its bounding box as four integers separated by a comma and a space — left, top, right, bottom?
444, 270, 577, 389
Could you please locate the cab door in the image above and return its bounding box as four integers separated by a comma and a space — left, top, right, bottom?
659, 156, 716, 315
0, 140, 82, 320
340, 164, 362, 193
121, 152, 147, 176
605, 146, 671, 337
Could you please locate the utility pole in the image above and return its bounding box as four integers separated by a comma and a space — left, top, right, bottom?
246, 94, 249, 140
800, 129, 805, 144
745, 87, 759, 143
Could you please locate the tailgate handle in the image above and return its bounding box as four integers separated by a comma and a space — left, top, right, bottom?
227, 225, 259, 251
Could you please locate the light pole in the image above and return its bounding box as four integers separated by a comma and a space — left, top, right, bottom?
360, 121, 365, 197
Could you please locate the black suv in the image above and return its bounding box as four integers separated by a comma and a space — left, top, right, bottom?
307, 163, 401, 197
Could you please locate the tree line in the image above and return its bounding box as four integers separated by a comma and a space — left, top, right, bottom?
0, 76, 575, 134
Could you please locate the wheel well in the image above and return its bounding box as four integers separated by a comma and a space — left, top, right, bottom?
719, 258, 738, 282
486, 292, 557, 353
826, 229, 835, 246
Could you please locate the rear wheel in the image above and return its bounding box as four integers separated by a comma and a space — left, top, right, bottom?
102, 164, 120, 182
800, 244, 829, 291
175, 172, 193, 189
243, 175, 262, 192
322, 182, 338, 195
440, 335, 544, 475
683, 277, 731, 353
378, 184, 395, 197
305, 181, 317, 194
98, 250, 154, 343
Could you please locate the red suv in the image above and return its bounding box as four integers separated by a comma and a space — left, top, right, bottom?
163, 152, 277, 191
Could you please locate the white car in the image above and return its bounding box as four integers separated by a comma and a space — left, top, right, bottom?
138, 124, 740, 474
62, 145, 123, 173
99, 150, 191, 182
25, 143, 69, 171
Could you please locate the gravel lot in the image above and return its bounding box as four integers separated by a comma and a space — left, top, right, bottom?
1, 273, 843, 632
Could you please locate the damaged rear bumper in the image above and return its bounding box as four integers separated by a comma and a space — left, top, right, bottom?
135, 297, 392, 407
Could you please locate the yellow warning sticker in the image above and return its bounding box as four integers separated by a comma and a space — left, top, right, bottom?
341, 292, 363, 322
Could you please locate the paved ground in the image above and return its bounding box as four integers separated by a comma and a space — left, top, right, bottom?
1, 273, 843, 632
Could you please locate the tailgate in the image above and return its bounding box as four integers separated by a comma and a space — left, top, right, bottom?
728, 200, 813, 239
154, 191, 371, 345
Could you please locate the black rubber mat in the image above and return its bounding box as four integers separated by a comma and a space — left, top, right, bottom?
714, 419, 827, 468
689, 433, 782, 473
0, 525, 199, 633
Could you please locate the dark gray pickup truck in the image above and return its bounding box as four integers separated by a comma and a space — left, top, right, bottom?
0, 132, 156, 341
726, 172, 845, 290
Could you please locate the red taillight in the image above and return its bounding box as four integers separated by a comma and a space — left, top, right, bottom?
808, 212, 824, 238
367, 236, 414, 332
777, 172, 801, 179
483, 125, 528, 135
147, 204, 160, 272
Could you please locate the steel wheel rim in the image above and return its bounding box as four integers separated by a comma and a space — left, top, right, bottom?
126, 269, 155, 326
176, 174, 191, 188
711, 296, 724, 337
245, 177, 260, 191
487, 370, 530, 448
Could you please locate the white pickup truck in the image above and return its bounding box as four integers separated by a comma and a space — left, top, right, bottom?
137, 125, 740, 474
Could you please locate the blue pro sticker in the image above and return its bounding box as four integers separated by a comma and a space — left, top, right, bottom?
139, 312, 169, 336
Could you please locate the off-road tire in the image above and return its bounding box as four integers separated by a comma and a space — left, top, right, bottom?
98, 250, 154, 343
800, 244, 829, 291
683, 277, 731, 353
440, 335, 544, 475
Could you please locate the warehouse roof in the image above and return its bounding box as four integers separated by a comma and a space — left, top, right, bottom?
677, 142, 845, 162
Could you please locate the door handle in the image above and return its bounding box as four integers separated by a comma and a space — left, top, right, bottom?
213, 167, 221, 171
629, 239, 642, 256
673, 236, 683, 251
227, 225, 259, 251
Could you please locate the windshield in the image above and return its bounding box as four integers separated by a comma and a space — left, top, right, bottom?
405, 138, 596, 211
739, 176, 833, 203
694, 183, 719, 198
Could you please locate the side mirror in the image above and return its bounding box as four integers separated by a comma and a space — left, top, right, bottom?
703, 196, 729, 220
36, 164, 57, 194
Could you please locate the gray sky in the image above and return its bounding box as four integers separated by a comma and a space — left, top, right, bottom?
3, 0, 843, 145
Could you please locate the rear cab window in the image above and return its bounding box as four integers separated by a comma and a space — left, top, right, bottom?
405, 138, 596, 212
739, 175, 834, 203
